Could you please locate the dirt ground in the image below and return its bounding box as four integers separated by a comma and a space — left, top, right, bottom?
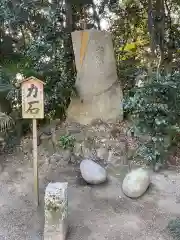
0, 149, 179, 240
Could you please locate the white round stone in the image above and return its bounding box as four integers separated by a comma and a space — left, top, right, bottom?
122, 168, 151, 198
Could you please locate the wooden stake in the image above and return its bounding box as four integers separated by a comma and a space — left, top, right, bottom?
32, 118, 39, 206
20, 77, 44, 206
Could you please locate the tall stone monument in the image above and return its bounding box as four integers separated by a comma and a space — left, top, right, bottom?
67, 29, 123, 125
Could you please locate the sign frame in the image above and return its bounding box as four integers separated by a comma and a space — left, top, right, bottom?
21, 76, 45, 119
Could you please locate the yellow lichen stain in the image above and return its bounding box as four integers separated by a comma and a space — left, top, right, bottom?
80, 31, 89, 66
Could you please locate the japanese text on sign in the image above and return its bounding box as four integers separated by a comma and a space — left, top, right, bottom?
21, 77, 44, 119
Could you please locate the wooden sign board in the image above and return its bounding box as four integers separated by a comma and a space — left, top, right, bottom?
21, 76, 45, 119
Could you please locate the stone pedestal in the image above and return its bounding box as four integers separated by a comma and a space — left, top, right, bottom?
44, 182, 68, 240
67, 30, 123, 125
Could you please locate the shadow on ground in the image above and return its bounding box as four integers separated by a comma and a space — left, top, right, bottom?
0, 153, 179, 239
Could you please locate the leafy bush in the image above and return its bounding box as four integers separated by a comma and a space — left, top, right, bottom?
124, 72, 180, 168
0, 112, 14, 132
0, 112, 15, 152
0, 0, 76, 123
59, 135, 76, 150
168, 218, 180, 239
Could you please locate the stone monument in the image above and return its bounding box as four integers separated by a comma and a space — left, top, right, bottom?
67, 29, 123, 125
44, 182, 68, 240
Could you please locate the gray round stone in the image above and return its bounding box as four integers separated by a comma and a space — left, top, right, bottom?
80, 159, 107, 184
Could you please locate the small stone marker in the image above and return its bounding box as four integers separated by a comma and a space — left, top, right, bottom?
44, 182, 68, 240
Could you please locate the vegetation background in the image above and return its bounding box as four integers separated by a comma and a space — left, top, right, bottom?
1, 0, 180, 166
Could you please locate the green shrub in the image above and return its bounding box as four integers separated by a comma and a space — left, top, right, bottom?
168, 218, 180, 239
124, 72, 180, 168
59, 135, 76, 150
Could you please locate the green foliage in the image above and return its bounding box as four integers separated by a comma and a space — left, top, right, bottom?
67, 0, 93, 5
59, 134, 76, 150
168, 218, 180, 240
124, 72, 180, 167
0, 112, 15, 153
2, 0, 180, 159
111, 2, 149, 93
0, 0, 76, 121
0, 112, 14, 132
0, 0, 77, 151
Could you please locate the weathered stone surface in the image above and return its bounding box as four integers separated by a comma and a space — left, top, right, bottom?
58, 120, 138, 169
67, 85, 123, 125
122, 168, 151, 198
72, 30, 118, 98
96, 146, 109, 161
62, 150, 72, 162
73, 141, 96, 161
51, 153, 63, 162
50, 151, 72, 164
80, 159, 107, 184
67, 30, 123, 125
81, 145, 91, 159
107, 150, 122, 166
44, 182, 68, 240
81, 140, 95, 159
73, 142, 82, 157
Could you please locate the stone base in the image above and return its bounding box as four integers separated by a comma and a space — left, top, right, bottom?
67, 83, 123, 125
44, 182, 68, 240
44, 218, 68, 240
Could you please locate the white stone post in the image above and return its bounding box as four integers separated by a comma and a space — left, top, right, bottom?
67, 29, 123, 125
44, 182, 68, 240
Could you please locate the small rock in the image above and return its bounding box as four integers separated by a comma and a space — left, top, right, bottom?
66, 124, 82, 134
52, 150, 72, 163
80, 159, 107, 184
62, 150, 72, 162
153, 162, 163, 172
96, 146, 109, 161
81, 144, 91, 158
69, 154, 77, 164
51, 153, 62, 162
107, 150, 122, 166
122, 168, 151, 198
73, 142, 82, 157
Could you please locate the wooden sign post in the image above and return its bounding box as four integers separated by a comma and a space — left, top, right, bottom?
21, 76, 45, 206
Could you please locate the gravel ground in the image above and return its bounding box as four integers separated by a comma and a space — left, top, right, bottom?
0, 151, 179, 240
